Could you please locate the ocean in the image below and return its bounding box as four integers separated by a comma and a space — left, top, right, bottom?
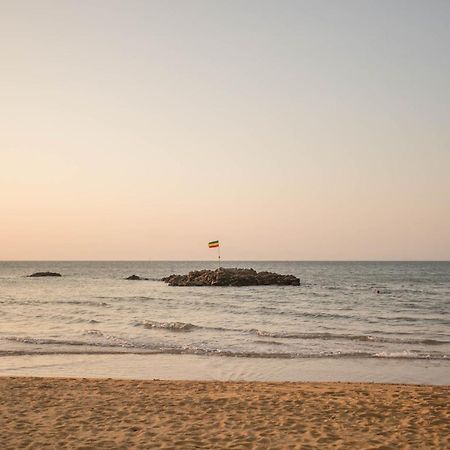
1, 261, 449, 383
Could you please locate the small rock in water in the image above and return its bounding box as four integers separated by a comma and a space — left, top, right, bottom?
28, 272, 62, 277
125, 274, 149, 281
161, 268, 300, 287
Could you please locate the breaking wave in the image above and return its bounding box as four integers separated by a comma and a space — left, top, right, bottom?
248, 329, 450, 345
1, 337, 448, 361
5, 335, 138, 349
137, 321, 199, 332
134, 320, 450, 346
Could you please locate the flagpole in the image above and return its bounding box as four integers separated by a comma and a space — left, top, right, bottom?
208, 240, 221, 268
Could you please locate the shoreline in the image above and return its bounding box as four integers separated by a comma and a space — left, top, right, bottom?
1, 353, 449, 385
1, 376, 449, 449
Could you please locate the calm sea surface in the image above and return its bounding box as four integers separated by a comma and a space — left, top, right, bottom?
1, 261, 449, 368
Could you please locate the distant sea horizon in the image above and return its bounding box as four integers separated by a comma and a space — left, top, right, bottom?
2, 259, 449, 262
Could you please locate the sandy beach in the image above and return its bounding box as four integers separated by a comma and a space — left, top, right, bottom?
0, 377, 448, 449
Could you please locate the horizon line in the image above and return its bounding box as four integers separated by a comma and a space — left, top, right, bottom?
1, 259, 449, 263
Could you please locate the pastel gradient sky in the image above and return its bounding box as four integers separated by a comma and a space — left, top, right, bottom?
1, 0, 449, 260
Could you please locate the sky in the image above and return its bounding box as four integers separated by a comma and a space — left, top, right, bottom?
1, 0, 449, 260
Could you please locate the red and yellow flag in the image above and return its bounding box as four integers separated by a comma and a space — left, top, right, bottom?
208, 240, 219, 248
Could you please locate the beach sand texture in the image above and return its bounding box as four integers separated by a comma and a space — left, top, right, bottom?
0, 377, 449, 449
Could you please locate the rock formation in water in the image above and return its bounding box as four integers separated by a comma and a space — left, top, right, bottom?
28, 272, 62, 277
161, 268, 300, 287
125, 275, 149, 280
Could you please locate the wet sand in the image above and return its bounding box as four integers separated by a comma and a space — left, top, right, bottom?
0, 377, 449, 449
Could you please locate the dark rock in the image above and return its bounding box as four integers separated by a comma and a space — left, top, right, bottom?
125, 275, 149, 281
161, 268, 300, 287
28, 272, 62, 277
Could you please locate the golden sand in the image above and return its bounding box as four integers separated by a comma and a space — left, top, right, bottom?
0, 377, 448, 449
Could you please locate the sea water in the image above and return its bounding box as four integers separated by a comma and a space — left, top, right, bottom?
0, 261, 449, 383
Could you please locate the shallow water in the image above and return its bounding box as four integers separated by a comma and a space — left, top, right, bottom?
0, 261, 449, 382
2, 354, 449, 385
